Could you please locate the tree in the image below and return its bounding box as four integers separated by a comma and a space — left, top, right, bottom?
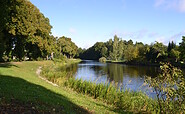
179, 36, 185, 61
169, 49, 180, 62
110, 35, 119, 61
146, 63, 185, 113
106, 39, 113, 59
101, 46, 108, 58
167, 41, 176, 53
127, 39, 133, 45
57, 36, 78, 58
146, 42, 167, 63
75, 48, 84, 58
118, 40, 125, 60
135, 42, 147, 61
0, 0, 53, 61
124, 44, 138, 62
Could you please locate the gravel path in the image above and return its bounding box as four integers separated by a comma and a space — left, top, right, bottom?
36, 66, 59, 87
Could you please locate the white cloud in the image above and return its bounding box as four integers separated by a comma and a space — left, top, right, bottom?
148, 32, 159, 38
154, 0, 165, 7
179, 0, 185, 12
169, 30, 185, 42
113, 29, 148, 41
155, 36, 168, 44
154, 0, 185, 12
112, 29, 185, 45
154, 30, 185, 45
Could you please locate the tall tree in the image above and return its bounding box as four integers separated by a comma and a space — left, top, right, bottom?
57, 36, 78, 58
124, 44, 139, 62
118, 40, 125, 60
110, 35, 119, 61
179, 36, 185, 61
0, 0, 53, 61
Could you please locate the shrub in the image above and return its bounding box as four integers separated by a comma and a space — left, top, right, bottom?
146, 63, 185, 114
99, 57, 107, 63
2, 55, 9, 62
37, 57, 43, 61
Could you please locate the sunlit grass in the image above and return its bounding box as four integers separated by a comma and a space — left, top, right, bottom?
64, 77, 158, 113
41, 60, 158, 113
0, 60, 125, 113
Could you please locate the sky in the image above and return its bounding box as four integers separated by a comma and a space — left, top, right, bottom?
30, 0, 185, 49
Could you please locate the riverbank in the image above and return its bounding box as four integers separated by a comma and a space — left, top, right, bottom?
106, 60, 185, 69
0, 60, 127, 113
106, 60, 160, 67
41, 60, 159, 113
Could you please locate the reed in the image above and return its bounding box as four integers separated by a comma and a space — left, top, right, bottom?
41, 59, 159, 113
64, 77, 158, 113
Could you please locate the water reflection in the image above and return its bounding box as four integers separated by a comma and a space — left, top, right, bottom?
75, 60, 159, 82
60, 60, 160, 97
59, 63, 78, 77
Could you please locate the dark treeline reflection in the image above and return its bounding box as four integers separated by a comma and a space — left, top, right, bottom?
60, 63, 78, 77
59, 60, 160, 96
77, 61, 159, 83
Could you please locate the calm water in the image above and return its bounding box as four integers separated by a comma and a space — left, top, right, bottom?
61, 60, 160, 97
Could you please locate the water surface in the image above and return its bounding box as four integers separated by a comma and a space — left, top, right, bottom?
60, 60, 162, 97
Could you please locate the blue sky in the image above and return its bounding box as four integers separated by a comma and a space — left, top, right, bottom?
30, 0, 185, 48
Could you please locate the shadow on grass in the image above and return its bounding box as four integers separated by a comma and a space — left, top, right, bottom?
0, 63, 19, 68
92, 101, 129, 114
0, 75, 90, 114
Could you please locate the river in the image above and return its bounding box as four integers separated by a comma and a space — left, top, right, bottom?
61, 60, 162, 97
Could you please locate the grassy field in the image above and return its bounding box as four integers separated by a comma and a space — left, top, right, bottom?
0, 60, 127, 113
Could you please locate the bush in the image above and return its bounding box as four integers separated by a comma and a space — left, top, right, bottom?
146, 63, 185, 113
37, 57, 43, 61
99, 57, 107, 63
2, 55, 9, 62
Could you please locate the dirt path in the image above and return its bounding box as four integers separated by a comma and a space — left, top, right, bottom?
36, 66, 59, 87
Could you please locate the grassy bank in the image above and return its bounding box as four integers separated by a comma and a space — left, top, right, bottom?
41, 60, 159, 113
105, 60, 160, 67
64, 78, 157, 113
0, 60, 127, 113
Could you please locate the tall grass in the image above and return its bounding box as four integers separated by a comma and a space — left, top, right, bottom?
40, 65, 68, 85
41, 59, 81, 85
64, 78, 158, 113
41, 60, 159, 113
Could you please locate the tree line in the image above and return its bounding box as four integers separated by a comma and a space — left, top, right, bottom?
1, 0, 185, 64
80, 35, 185, 64
0, 0, 78, 62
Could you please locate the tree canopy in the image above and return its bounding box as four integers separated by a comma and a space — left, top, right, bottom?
79, 35, 185, 64
0, 0, 79, 61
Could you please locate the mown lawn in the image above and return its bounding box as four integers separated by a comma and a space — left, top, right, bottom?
0, 61, 127, 113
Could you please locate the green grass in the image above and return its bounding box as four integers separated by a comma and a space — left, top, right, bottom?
41, 60, 158, 113
64, 78, 157, 113
0, 60, 128, 113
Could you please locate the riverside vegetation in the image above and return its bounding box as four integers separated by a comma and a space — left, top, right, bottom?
41, 60, 185, 113
1, 0, 185, 113
0, 60, 127, 113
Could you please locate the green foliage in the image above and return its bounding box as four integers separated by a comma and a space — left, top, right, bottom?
1, 61, 123, 113
124, 44, 139, 61
99, 57, 107, 63
41, 59, 80, 84
57, 36, 78, 59
179, 36, 185, 61
169, 49, 180, 62
65, 78, 156, 113
0, 0, 58, 61
110, 35, 119, 61
146, 63, 185, 113
79, 35, 185, 65
79, 35, 166, 64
